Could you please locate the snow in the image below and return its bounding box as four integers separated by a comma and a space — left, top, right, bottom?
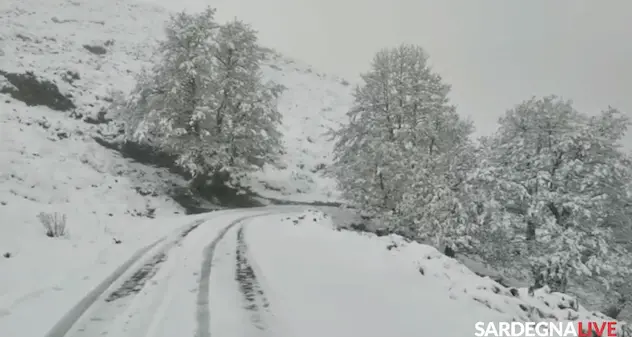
209, 223, 267, 337
245, 209, 626, 337
0, 204, 626, 336
0, 98, 189, 299
0, 0, 625, 335
0, 212, 210, 337
68, 212, 232, 337
241, 56, 354, 203
1, 0, 350, 326
0, 0, 192, 309
1, 0, 353, 206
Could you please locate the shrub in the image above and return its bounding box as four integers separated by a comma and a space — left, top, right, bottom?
37, 212, 67, 238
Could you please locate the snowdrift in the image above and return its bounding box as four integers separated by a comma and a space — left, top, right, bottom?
263, 209, 628, 336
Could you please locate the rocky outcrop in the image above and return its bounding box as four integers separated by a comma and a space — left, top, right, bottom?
0, 70, 75, 111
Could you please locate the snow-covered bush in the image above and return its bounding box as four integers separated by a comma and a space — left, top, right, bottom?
37, 211, 67, 238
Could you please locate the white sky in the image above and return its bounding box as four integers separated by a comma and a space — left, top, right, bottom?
138, 0, 632, 142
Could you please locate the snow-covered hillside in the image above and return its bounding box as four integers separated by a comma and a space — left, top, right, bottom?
0, 0, 352, 325
244, 56, 353, 202
0, 0, 186, 300
0, 0, 346, 309
0, 0, 352, 205
0, 0, 352, 295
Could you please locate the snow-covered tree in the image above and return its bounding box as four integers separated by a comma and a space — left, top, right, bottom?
480, 95, 632, 290
332, 44, 475, 247
204, 20, 284, 176
122, 9, 283, 182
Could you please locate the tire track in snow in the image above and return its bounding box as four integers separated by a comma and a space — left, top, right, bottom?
235, 225, 272, 331
44, 218, 208, 337
104, 219, 206, 303
43, 239, 164, 337
101, 217, 225, 337
195, 213, 272, 337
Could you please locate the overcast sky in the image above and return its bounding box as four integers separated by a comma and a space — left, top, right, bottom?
139, 0, 632, 142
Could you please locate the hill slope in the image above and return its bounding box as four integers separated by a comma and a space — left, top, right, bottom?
244, 55, 353, 202
0, 0, 353, 206
0, 0, 350, 304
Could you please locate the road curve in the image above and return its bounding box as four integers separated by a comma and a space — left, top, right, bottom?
43, 210, 280, 337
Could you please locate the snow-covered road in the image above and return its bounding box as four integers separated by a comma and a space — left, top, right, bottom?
37, 210, 277, 337
35, 208, 496, 337
245, 212, 504, 337
1, 207, 615, 337
9, 207, 450, 337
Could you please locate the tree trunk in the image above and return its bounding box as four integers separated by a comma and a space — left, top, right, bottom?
526, 219, 536, 241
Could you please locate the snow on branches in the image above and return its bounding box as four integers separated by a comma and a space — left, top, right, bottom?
120, 8, 284, 180
481, 96, 632, 289
333, 48, 632, 291
332, 44, 475, 249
